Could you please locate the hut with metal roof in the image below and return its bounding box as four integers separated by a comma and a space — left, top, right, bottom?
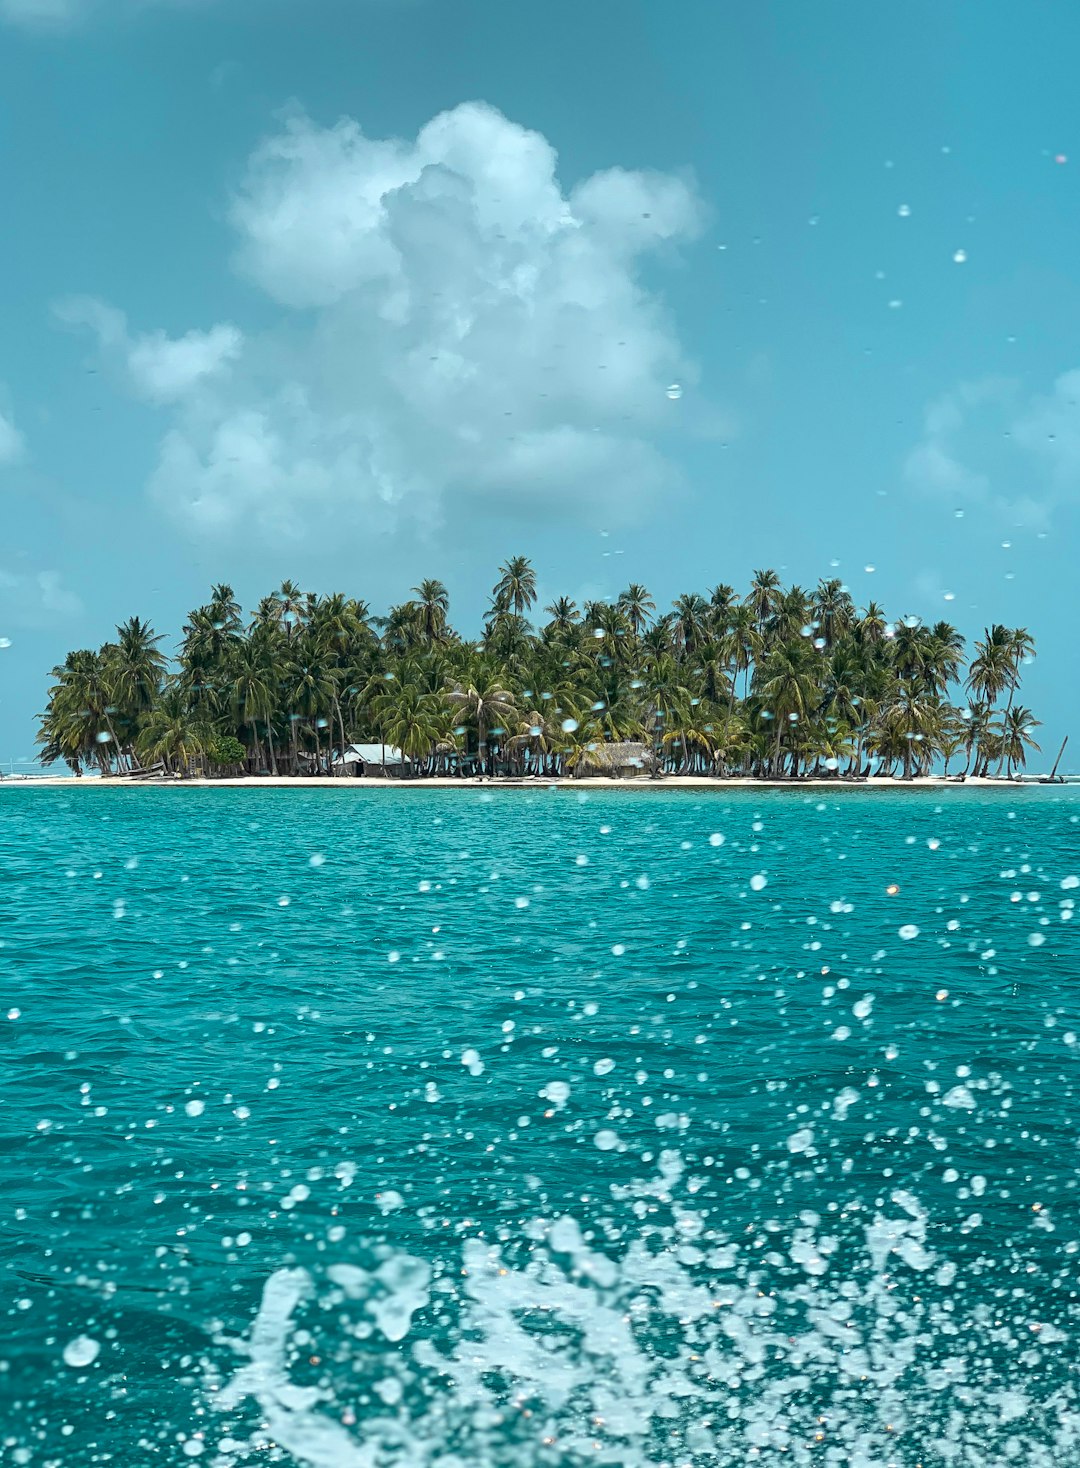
331, 743, 406, 778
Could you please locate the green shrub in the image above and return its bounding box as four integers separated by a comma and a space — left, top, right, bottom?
207, 735, 246, 769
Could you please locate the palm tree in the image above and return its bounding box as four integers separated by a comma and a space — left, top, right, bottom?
506, 708, 561, 776
37, 650, 118, 774
276, 580, 307, 639
411, 580, 451, 646
749, 569, 782, 634
230, 641, 278, 774
924, 622, 965, 697
999, 706, 1041, 778
200, 584, 240, 634
617, 584, 655, 638
812, 580, 855, 648
662, 706, 715, 774
36, 561, 1038, 790
727, 602, 758, 699
767, 586, 811, 647
994, 628, 1036, 775
543, 597, 579, 641
854, 601, 887, 648
371, 685, 450, 775
670, 593, 709, 659
449, 673, 516, 775
756, 642, 819, 776
878, 680, 944, 780
492, 556, 537, 619
967, 625, 1014, 709
110, 617, 166, 721
136, 687, 210, 775
960, 700, 993, 777
284, 652, 337, 774
708, 583, 738, 632
938, 721, 966, 778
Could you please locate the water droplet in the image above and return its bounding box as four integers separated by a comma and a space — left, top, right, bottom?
666, 383, 683, 400
62, 1336, 100, 1368
561, 718, 579, 732
953, 248, 967, 264
898, 924, 920, 940
897, 204, 911, 217
749, 873, 768, 892
184, 1098, 205, 1118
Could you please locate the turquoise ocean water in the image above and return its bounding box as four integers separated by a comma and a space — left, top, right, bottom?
2, 785, 1079, 1466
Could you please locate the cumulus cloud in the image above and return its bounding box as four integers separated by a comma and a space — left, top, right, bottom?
903, 373, 1080, 529
0, 406, 25, 466
64, 102, 706, 542
56, 297, 243, 404
0, 566, 83, 623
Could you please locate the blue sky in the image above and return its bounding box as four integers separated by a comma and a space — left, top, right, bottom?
1, 0, 1077, 768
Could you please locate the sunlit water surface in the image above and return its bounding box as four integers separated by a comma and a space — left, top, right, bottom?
2, 785, 1079, 1467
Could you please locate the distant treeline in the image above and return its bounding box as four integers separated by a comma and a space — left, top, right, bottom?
38, 559, 1039, 779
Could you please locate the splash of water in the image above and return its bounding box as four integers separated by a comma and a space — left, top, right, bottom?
201, 1153, 1078, 1467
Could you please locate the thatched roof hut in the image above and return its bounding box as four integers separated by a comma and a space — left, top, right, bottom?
574, 741, 658, 779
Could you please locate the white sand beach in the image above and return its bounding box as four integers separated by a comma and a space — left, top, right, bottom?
2, 773, 1049, 790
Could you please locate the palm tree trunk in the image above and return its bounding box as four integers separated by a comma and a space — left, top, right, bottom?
995, 675, 1019, 775
335, 697, 348, 778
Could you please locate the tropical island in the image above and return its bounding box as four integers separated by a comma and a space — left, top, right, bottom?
34, 558, 1041, 783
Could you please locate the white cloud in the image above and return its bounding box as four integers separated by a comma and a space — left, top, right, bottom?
0, 0, 81, 27
126, 324, 243, 404
0, 566, 83, 623
1, 0, 211, 30
0, 406, 25, 466
67, 102, 706, 542
56, 297, 243, 404
902, 373, 1080, 529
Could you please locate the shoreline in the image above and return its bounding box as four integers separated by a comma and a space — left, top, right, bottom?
1, 773, 1063, 790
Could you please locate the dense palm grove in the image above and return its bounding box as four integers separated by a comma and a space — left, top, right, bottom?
37, 559, 1041, 780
